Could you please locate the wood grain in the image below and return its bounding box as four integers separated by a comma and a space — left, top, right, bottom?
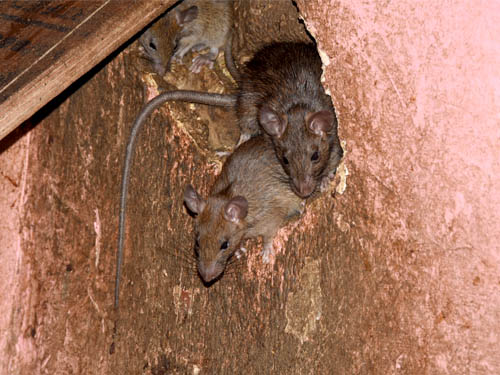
0, 0, 173, 141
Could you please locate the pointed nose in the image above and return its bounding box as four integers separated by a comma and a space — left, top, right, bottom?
198, 261, 222, 283
294, 176, 315, 198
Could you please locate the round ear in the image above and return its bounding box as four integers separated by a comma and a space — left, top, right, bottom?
306, 110, 335, 136
223, 196, 248, 223
184, 184, 206, 214
259, 105, 287, 138
176, 5, 198, 26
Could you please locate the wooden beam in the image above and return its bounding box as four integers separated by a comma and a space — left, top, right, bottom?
0, 0, 174, 141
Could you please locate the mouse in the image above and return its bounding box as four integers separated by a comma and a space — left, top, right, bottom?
139, 1, 237, 77
139, 11, 181, 76
171, 0, 234, 74
183, 135, 304, 284
236, 42, 343, 199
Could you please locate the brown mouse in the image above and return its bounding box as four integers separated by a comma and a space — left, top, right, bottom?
171, 0, 233, 74
184, 135, 304, 284
236, 42, 343, 199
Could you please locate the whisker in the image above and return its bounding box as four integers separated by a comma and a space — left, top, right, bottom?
163, 252, 197, 265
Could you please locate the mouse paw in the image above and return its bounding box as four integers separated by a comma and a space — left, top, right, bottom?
261, 243, 275, 264
190, 54, 215, 73
319, 169, 337, 193
235, 247, 247, 259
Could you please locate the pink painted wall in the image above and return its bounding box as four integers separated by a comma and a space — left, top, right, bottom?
1, 0, 499, 373
297, 0, 500, 372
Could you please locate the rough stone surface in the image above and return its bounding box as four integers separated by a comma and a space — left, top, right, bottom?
0, 0, 498, 374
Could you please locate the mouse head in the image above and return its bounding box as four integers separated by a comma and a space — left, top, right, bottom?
139, 14, 181, 75
184, 185, 248, 284
259, 104, 337, 198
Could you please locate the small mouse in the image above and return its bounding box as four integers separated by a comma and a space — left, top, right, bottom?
139, 12, 180, 76
236, 42, 343, 198
171, 0, 233, 74
184, 135, 304, 284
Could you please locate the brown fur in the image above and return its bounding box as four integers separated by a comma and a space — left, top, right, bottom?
236, 42, 343, 198
139, 12, 181, 75
172, 0, 232, 72
184, 136, 303, 283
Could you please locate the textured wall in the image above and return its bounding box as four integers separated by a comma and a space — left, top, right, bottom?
0, 0, 498, 374
296, 0, 500, 372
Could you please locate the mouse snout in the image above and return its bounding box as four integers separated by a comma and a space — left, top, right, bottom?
198, 260, 223, 283
293, 176, 315, 198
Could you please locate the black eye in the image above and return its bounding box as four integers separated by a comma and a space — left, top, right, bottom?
149, 41, 157, 51
283, 156, 289, 165
220, 241, 229, 251
311, 151, 319, 162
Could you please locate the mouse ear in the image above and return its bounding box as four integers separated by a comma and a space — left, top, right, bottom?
176, 5, 198, 26
224, 196, 248, 223
306, 110, 335, 137
259, 105, 287, 138
184, 184, 206, 214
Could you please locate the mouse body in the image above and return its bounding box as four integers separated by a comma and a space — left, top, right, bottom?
236, 42, 343, 198
184, 135, 304, 283
172, 0, 233, 74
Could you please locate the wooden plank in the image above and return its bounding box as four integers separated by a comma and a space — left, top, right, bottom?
0, 0, 173, 141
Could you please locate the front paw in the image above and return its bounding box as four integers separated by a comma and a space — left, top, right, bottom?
260, 243, 274, 264
319, 169, 337, 193
190, 54, 215, 73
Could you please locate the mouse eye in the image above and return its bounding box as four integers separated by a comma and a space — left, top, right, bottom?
282, 156, 289, 165
149, 41, 157, 51
220, 241, 229, 251
311, 151, 319, 162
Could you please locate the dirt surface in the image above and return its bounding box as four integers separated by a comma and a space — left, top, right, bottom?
1, 0, 499, 374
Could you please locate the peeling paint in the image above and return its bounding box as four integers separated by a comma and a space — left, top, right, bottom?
285, 258, 322, 344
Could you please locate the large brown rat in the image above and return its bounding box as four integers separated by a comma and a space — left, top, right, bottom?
184, 135, 304, 284
236, 42, 343, 198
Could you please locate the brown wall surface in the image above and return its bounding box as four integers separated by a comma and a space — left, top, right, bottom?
0, 0, 498, 374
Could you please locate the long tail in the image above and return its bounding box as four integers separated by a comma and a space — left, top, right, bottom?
115, 90, 236, 308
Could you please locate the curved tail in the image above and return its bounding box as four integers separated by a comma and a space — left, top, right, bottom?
224, 31, 241, 82
115, 91, 236, 308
